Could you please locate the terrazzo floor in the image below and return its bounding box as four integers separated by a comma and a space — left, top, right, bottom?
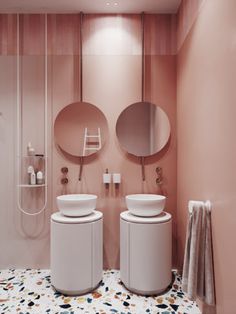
0, 269, 200, 314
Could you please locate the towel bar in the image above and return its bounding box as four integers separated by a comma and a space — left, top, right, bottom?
188, 200, 211, 214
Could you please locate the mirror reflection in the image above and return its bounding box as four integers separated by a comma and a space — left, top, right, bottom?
116, 102, 170, 157
54, 102, 108, 157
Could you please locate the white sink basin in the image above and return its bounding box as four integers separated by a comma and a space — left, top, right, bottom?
125, 194, 166, 217
57, 194, 97, 217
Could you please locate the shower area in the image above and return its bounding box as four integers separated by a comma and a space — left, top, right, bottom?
0, 14, 51, 268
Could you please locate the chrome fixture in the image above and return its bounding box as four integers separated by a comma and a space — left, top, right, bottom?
156, 167, 163, 185
61, 167, 69, 185
61, 167, 68, 174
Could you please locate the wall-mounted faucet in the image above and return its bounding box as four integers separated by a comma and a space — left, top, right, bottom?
61, 177, 68, 184
61, 167, 68, 174
61, 167, 69, 185
156, 167, 163, 186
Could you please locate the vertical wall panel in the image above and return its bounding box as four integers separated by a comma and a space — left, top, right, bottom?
144, 14, 177, 55
19, 14, 45, 55
0, 14, 17, 55
83, 14, 141, 56
47, 14, 80, 55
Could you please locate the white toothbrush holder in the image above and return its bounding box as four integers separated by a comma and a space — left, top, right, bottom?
103, 172, 111, 189
113, 173, 121, 188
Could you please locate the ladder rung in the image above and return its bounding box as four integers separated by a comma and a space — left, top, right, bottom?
83, 127, 101, 156
86, 141, 100, 145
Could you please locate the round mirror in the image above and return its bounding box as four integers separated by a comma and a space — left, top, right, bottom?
54, 102, 108, 157
116, 102, 170, 157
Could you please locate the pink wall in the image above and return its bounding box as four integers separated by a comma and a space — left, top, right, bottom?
177, 0, 236, 313
177, 0, 205, 51
0, 14, 177, 269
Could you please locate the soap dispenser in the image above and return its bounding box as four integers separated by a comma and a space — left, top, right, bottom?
27, 165, 34, 184
36, 171, 44, 185
30, 169, 36, 185
113, 173, 121, 188
103, 169, 111, 188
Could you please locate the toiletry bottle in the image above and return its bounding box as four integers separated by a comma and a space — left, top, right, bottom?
27, 165, 34, 184
30, 170, 36, 185
36, 171, 44, 185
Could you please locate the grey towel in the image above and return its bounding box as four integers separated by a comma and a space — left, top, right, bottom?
182, 203, 215, 306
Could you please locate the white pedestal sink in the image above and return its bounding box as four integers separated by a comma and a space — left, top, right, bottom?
126, 194, 166, 217
56, 194, 97, 217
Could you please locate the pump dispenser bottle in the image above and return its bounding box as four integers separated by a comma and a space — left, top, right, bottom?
30, 170, 36, 185
36, 171, 44, 185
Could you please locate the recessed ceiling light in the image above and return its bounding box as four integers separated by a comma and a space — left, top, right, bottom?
106, 2, 110, 5
114, 2, 118, 5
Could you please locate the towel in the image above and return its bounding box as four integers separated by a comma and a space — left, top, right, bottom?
182, 203, 215, 306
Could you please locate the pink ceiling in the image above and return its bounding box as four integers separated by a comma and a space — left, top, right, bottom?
0, 0, 181, 14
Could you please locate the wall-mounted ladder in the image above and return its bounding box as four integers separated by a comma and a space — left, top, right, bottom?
82, 127, 101, 156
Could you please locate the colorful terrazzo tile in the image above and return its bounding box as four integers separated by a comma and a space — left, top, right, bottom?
0, 269, 201, 314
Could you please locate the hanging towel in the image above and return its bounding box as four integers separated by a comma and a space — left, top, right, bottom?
182, 202, 215, 306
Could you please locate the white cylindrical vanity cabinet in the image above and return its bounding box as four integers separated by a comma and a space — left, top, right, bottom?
51, 211, 103, 295
120, 211, 172, 295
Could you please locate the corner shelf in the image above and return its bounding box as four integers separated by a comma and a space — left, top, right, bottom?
16, 154, 48, 215
21, 155, 45, 159
18, 184, 46, 188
